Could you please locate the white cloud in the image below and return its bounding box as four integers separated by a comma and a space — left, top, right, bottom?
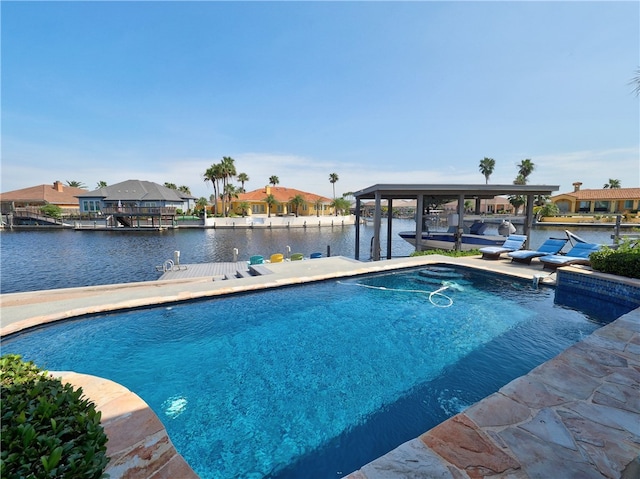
2, 141, 638, 200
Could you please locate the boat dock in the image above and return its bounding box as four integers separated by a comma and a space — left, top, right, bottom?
157, 261, 252, 281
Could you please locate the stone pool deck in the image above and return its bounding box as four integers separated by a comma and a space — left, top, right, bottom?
1, 255, 639, 478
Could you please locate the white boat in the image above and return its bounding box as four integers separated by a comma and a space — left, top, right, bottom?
399, 219, 516, 251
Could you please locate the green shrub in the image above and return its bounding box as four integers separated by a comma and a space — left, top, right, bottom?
0, 354, 109, 479
590, 239, 640, 279
40, 204, 63, 219
410, 249, 481, 258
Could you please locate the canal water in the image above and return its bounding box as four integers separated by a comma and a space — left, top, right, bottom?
0, 219, 618, 294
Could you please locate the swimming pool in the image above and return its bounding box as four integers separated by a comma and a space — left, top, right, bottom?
1, 265, 628, 478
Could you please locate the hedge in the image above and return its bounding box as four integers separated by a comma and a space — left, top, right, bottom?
590, 239, 640, 279
0, 354, 109, 478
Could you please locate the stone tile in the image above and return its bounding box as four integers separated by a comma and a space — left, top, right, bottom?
54, 371, 128, 407
498, 376, 569, 409
593, 382, 640, 413
498, 425, 603, 479
148, 454, 199, 479
100, 395, 166, 460
568, 342, 628, 374
105, 430, 175, 479
625, 334, 640, 360
605, 368, 640, 389
529, 357, 601, 400
465, 393, 532, 428
518, 408, 577, 451
614, 312, 640, 333
594, 322, 636, 344
584, 329, 630, 354
358, 438, 457, 479
420, 414, 521, 478
344, 471, 368, 479
557, 408, 640, 478
563, 402, 640, 439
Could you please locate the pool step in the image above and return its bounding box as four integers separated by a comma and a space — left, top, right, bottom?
418, 267, 465, 280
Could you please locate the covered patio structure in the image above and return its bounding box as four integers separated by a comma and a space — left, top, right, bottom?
353, 184, 559, 261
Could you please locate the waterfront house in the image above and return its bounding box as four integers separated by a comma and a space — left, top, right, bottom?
231, 186, 333, 217
0, 181, 88, 224
551, 182, 640, 215
76, 180, 196, 228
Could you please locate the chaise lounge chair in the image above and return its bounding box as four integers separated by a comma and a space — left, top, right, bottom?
479, 234, 527, 260
538, 242, 601, 270
507, 237, 568, 265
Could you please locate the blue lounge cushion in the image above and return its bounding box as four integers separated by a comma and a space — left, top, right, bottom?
538, 242, 601, 269
479, 234, 527, 258
508, 238, 568, 263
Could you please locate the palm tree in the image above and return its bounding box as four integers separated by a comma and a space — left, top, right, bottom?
164, 182, 177, 190
269, 176, 279, 187
289, 194, 306, 217
329, 173, 339, 199
478, 157, 495, 184
223, 184, 240, 215
630, 67, 640, 96
331, 197, 351, 216
237, 172, 249, 192
264, 194, 278, 218
195, 197, 208, 215
534, 202, 560, 221
204, 164, 223, 215
219, 157, 237, 217
517, 159, 535, 183
603, 179, 621, 189
509, 171, 529, 215
237, 201, 250, 217
96, 181, 108, 189
66, 180, 87, 189
508, 195, 526, 215
178, 185, 191, 195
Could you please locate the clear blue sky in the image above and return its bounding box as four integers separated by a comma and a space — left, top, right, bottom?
2, 1, 639, 200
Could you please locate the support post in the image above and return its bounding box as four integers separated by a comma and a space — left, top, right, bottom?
524, 194, 534, 249
355, 197, 361, 260
372, 191, 382, 261
386, 199, 393, 259
415, 194, 424, 252
455, 194, 465, 251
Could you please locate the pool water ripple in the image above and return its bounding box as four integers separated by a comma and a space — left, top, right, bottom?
1, 266, 621, 478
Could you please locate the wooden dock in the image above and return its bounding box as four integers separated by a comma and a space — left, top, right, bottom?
157, 261, 255, 281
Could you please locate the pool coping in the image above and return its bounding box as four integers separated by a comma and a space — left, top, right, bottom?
0, 255, 558, 337
2, 255, 639, 478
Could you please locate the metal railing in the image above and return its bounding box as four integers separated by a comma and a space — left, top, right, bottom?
102, 207, 177, 215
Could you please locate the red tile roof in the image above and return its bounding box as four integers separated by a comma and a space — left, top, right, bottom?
237, 186, 332, 203
0, 183, 88, 206
553, 187, 640, 200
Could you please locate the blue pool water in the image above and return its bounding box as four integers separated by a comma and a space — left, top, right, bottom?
1, 266, 628, 478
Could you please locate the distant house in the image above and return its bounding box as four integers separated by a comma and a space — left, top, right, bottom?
76, 180, 196, 228
231, 186, 333, 217
551, 182, 640, 214
76, 180, 196, 214
442, 196, 516, 215
0, 181, 87, 214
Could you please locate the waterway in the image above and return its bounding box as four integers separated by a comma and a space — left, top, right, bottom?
0, 219, 621, 294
